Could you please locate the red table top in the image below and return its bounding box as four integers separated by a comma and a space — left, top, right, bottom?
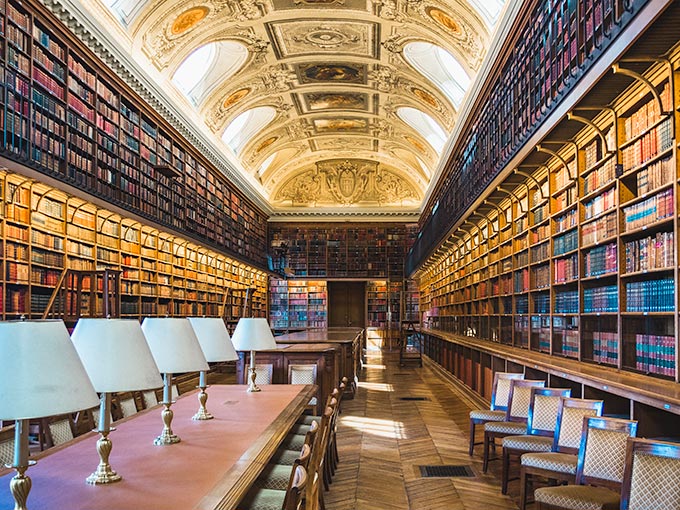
0, 384, 315, 510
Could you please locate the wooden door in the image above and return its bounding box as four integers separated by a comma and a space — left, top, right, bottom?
328, 281, 366, 327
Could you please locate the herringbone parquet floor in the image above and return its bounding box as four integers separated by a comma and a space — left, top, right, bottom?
325, 349, 520, 510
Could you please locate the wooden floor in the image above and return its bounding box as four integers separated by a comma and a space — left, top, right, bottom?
325, 348, 521, 510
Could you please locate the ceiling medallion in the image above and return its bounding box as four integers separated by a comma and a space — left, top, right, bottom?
404, 135, 427, 154
170, 7, 209, 36
293, 25, 359, 49
427, 7, 463, 37
255, 136, 278, 154
411, 87, 438, 108
222, 88, 251, 109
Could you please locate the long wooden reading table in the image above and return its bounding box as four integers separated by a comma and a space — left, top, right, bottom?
0, 384, 316, 510
273, 328, 364, 397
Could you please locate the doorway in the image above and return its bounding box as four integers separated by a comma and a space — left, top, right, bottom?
328, 281, 366, 328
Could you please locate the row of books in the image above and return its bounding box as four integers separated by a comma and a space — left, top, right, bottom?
583, 242, 617, 277
554, 229, 578, 255
554, 289, 579, 314
583, 285, 618, 313
554, 208, 577, 233
624, 231, 674, 273
625, 278, 674, 312
583, 187, 616, 220
592, 331, 618, 365
622, 82, 672, 142
633, 334, 675, 377
633, 156, 674, 195
533, 264, 550, 288
622, 188, 673, 231
621, 117, 673, 172
554, 253, 578, 283
581, 212, 617, 246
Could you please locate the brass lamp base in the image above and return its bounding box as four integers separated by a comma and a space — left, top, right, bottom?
10, 467, 31, 510
154, 404, 181, 445
247, 367, 261, 393
86, 432, 122, 484
192, 388, 213, 420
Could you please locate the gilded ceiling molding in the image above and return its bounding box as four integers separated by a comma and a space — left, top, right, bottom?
402, 1, 486, 70
140, 1, 269, 71
274, 159, 420, 208
373, 0, 405, 22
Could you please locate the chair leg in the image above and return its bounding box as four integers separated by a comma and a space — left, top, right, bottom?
469, 420, 476, 456
501, 447, 510, 494
519, 467, 529, 510
482, 431, 490, 473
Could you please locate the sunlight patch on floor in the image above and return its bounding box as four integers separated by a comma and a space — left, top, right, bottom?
341, 416, 407, 439
361, 363, 386, 370
358, 382, 394, 392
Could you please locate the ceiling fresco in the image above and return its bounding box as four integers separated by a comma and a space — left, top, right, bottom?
80, 0, 507, 217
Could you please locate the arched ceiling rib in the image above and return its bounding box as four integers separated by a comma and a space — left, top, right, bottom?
85, 0, 506, 217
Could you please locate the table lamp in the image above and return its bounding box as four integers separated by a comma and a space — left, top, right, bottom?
230, 317, 277, 392
141, 318, 209, 445
71, 318, 163, 484
187, 317, 238, 420
0, 319, 99, 510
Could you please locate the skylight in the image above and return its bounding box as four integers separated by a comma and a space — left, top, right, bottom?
403, 42, 471, 108
172, 41, 248, 106
397, 107, 447, 154
222, 107, 276, 155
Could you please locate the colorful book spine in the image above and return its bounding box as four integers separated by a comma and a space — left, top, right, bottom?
635, 334, 675, 377
625, 278, 675, 312
584, 242, 617, 277
592, 331, 618, 365
583, 285, 618, 313
622, 189, 674, 231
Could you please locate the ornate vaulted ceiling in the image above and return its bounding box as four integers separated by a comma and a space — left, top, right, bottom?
77, 0, 506, 218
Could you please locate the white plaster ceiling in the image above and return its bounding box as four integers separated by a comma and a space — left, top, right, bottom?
85, 0, 506, 216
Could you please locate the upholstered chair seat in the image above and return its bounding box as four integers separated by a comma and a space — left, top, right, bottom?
521, 451, 579, 474
503, 435, 553, 452
534, 485, 619, 509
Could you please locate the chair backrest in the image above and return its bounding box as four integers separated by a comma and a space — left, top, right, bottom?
284, 465, 307, 510
491, 372, 525, 411
621, 437, 680, 510
0, 425, 15, 467
506, 379, 545, 422
526, 387, 571, 436
90, 406, 113, 429
45, 415, 75, 448
288, 364, 318, 385
118, 396, 138, 419
576, 416, 638, 489
142, 390, 159, 408
553, 398, 604, 453
304, 420, 319, 452
306, 403, 335, 510
254, 364, 274, 385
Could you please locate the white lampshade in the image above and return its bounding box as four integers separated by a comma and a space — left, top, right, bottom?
141, 318, 209, 373
0, 320, 99, 420
71, 318, 163, 392
187, 317, 238, 362
230, 317, 278, 352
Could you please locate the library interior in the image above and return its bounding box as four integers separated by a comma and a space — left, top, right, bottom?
1, 0, 680, 509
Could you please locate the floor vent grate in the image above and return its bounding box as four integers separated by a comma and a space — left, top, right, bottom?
419, 465, 474, 478
399, 397, 429, 401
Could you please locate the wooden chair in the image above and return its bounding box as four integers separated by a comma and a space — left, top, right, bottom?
254, 364, 274, 386
269, 420, 319, 467
469, 372, 524, 455
519, 398, 604, 510
305, 404, 335, 510
238, 464, 307, 510
142, 390, 159, 409
0, 424, 15, 467
501, 387, 571, 493
251, 443, 312, 494
534, 416, 638, 510
43, 414, 76, 448
482, 379, 545, 472
114, 393, 139, 420
288, 364, 319, 411
621, 437, 680, 509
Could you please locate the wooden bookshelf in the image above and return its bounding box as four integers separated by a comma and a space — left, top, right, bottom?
0, 0, 267, 269
407, 0, 665, 276
0, 170, 268, 322
268, 279, 327, 331
416, 38, 680, 402
269, 223, 416, 279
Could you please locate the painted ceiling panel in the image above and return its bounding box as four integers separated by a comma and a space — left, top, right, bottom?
85, 0, 507, 218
